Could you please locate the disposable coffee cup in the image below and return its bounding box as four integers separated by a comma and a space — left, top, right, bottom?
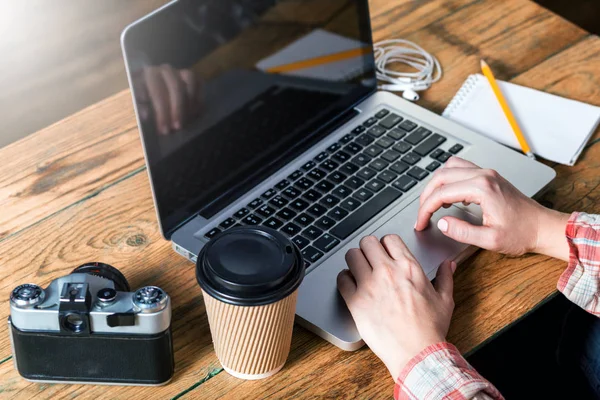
196, 226, 305, 380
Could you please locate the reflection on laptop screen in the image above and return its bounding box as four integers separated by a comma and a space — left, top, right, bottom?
123, 0, 376, 237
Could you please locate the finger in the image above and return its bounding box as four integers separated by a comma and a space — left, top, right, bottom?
179, 69, 197, 115
337, 269, 357, 305
437, 216, 497, 249
160, 65, 187, 130
359, 235, 391, 270
416, 179, 484, 231
434, 260, 455, 300
144, 66, 171, 134
444, 156, 479, 169
345, 248, 372, 284
419, 167, 484, 208
380, 234, 416, 262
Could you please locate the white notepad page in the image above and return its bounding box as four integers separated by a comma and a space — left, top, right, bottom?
442, 74, 600, 165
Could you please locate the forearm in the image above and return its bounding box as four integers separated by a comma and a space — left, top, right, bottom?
533, 208, 571, 261
394, 342, 504, 400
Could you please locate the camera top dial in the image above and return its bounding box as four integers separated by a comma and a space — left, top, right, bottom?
10, 284, 45, 308
132, 286, 168, 313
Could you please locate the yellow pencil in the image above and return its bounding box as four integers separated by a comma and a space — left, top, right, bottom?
480, 59, 535, 159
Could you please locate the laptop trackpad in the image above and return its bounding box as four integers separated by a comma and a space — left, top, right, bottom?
370, 199, 482, 279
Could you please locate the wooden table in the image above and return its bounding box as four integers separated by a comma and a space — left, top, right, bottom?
1, 0, 599, 398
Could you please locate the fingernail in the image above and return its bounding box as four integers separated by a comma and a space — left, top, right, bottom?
451, 261, 457, 273
437, 218, 448, 232
413, 222, 417, 230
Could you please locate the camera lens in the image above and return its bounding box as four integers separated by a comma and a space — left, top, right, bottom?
62, 312, 86, 333
71, 262, 130, 292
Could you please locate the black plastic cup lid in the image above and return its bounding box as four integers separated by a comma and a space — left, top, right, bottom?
196, 226, 305, 306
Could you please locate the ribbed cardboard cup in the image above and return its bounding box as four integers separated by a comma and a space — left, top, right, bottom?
196, 226, 305, 380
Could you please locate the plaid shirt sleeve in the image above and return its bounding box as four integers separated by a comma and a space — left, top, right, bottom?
394, 342, 504, 400
557, 212, 600, 315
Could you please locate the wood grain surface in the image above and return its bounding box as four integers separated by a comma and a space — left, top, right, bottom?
0, 0, 599, 399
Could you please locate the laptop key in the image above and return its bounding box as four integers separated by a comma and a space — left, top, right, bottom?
426, 161, 441, 171
345, 176, 365, 189
290, 198, 309, 211
220, 218, 235, 229
320, 194, 340, 208
301, 161, 316, 171
295, 177, 314, 190
364, 145, 383, 157
352, 125, 366, 134
292, 235, 310, 249
369, 159, 389, 171
363, 117, 378, 127
392, 141, 411, 154
340, 134, 355, 144
288, 170, 303, 181
276, 208, 297, 220
355, 134, 375, 147
308, 168, 327, 181
321, 159, 339, 171
204, 227, 221, 239
340, 162, 359, 175
262, 189, 276, 199
327, 143, 341, 153
307, 204, 327, 217
315, 151, 329, 162
381, 150, 401, 162
401, 152, 421, 165
303, 189, 322, 202
357, 167, 377, 180
328, 171, 347, 184
313, 233, 341, 253
405, 127, 432, 145
367, 125, 386, 138
316, 216, 336, 230
332, 151, 351, 163
257, 205, 276, 218
331, 187, 402, 239
234, 208, 250, 218
344, 142, 362, 155
294, 213, 314, 227
353, 153, 371, 166
275, 179, 290, 190
315, 180, 335, 193
365, 179, 385, 192
397, 119, 418, 132
413, 134, 447, 156
332, 185, 352, 199
282, 223, 302, 237
430, 149, 444, 159
378, 113, 403, 129
377, 170, 398, 184
302, 246, 324, 263
449, 144, 464, 154
437, 152, 452, 162
353, 188, 373, 201
376, 136, 394, 149
392, 176, 417, 192
390, 161, 410, 175
340, 197, 361, 211
269, 196, 288, 208
388, 128, 407, 140
328, 207, 349, 221
247, 198, 263, 209
282, 187, 300, 199
303, 226, 324, 240
242, 214, 262, 225
264, 217, 283, 230
375, 109, 390, 118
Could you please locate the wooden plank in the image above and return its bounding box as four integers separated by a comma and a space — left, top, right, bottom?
0, 91, 143, 241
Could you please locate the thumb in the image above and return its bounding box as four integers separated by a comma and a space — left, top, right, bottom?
437, 216, 496, 249
434, 260, 455, 299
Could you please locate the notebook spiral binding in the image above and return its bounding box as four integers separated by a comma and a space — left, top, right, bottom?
442, 74, 479, 117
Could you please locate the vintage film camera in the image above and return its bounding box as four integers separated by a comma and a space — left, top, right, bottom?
8, 262, 174, 385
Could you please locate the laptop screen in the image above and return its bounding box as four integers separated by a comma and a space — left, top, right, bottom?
122, 0, 376, 238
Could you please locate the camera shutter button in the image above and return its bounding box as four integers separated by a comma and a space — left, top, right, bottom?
97, 288, 117, 303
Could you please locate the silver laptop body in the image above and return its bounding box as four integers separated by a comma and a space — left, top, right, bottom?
122, 0, 555, 351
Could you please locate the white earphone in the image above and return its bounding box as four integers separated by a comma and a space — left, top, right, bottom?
373, 39, 442, 101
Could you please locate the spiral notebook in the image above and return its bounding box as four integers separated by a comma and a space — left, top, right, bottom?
442, 74, 600, 165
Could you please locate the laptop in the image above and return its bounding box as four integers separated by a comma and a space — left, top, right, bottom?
121, 0, 555, 350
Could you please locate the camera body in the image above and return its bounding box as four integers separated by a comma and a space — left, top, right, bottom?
8, 263, 174, 385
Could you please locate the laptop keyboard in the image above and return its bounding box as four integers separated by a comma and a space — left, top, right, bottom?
202, 109, 463, 270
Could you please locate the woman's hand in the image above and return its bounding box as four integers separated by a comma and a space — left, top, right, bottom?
415, 157, 570, 260
337, 235, 456, 380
